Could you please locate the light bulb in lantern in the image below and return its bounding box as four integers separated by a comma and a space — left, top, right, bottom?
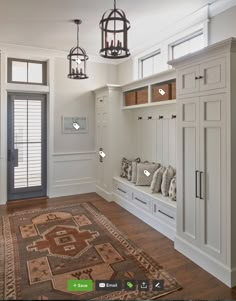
75, 57, 82, 64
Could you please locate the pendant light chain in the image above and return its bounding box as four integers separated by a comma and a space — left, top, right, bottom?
77, 22, 79, 48
67, 19, 89, 80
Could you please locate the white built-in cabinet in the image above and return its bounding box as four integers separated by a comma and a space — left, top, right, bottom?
93, 85, 134, 201
169, 38, 236, 287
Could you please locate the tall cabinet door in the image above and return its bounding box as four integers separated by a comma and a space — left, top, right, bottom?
199, 94, 227, 262
96, 96, 109, 192
177, 97, 200, 246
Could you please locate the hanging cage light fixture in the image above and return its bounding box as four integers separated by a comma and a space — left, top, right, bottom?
99, 0, 131, 59
68, 19, 89, 79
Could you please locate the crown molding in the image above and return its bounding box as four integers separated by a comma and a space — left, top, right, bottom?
209, 0, 236, 18
0, 42, 119, 65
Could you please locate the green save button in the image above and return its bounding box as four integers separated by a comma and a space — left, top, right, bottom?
67, 280, 93, 292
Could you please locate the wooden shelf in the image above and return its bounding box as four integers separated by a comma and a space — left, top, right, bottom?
122, 99, 176, 110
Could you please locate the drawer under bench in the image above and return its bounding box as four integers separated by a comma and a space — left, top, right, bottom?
113, 177, 176, 240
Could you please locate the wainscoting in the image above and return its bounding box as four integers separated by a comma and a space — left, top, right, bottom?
50, 151, 96, 198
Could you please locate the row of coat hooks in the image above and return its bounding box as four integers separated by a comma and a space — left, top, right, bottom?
137, 115, 177, 120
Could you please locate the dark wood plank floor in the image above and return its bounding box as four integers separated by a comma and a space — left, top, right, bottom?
1, 193, 236, 300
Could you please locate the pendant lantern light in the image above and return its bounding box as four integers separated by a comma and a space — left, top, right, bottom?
68, 19, 89, 79
99, 0, 131, 59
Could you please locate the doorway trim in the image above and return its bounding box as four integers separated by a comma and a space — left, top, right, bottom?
7, 93, 47, 201
0, 52, 55, 204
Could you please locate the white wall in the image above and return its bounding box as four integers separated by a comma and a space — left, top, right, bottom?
0, 46, 118, 202
209, 6, 236, 44
51, 58, 118, 197
54, 58, 117, 153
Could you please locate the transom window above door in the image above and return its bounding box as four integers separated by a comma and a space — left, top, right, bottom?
8, 58, 47, 85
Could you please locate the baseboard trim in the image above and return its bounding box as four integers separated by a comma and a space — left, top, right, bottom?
96, 185, 113, 202
113, 192, 175, 241
231, 267, 236, 287
175, 235, 232, 287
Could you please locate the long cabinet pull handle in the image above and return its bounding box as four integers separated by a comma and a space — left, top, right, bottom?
195, 170, 199, 198
158, 210, 174, 219
200, 171, 204, 200
117, 188, 127, 194
135, 197, 147, 205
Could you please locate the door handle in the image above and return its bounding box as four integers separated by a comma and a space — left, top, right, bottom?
195, 170, 200, 198
8, 149, 18, 167
99, 147, 103, 163
200, 171, 204, 200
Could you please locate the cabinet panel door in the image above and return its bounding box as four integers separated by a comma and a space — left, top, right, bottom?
178, 65, 199, 95
199, 58, 226, 91
177, 98, 200, 245
96, 96, 109, 191
199, 94, 226, 262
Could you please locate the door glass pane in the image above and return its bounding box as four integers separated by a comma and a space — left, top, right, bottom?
14, 144, 27, 188
28, 63, 43, 83
28, 100, 42, 187
13, 99, 42, 189
12, 61, 27, 82
14, 100, 27, 143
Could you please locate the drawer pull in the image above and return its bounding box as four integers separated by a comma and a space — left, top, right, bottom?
154, 204, 157, 213
117, 188, 127, 194
158, 210, 174, 219
135, 197, 147, 205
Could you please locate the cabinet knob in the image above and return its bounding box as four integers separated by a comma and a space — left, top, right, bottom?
138, 116, 142, 120
199, 76, 204, 79
195, 76, 199, 80
171, 115, 177, 119
159, 115, 164, 119
99, 99, 103, 102
148, 116, 152, 120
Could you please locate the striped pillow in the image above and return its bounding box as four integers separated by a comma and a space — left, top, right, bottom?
161, 166, 176, 196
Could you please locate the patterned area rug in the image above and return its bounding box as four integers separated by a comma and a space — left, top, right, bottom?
0, 202, 181, 300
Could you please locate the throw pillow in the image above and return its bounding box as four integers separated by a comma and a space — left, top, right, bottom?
120, 158, 140, 179
169, 176, 177, 201
131, 160, 150, 183
131, 161, 138, 183
136, 163, 160, 186
150, 166, 166, 193
127, 165, 132, 181
161, 166, 176, 196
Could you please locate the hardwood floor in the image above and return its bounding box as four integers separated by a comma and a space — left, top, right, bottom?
1, 193, 236, 300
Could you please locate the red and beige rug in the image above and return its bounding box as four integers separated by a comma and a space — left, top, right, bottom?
0, 202, 181, 300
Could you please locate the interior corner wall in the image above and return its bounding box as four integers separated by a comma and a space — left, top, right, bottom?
51, 58, 118, 197
117, 59, 134, 85
209, 6, 236, 45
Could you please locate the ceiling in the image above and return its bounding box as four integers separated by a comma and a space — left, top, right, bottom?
0, 0, 217, 57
